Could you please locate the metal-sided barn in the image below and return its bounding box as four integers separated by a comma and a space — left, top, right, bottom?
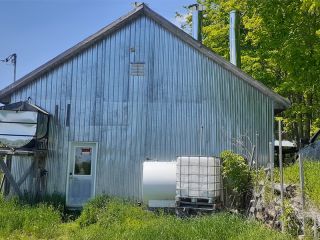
0, 4, 289, 207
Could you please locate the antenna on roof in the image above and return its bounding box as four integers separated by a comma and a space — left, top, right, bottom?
132, 2, 143, 8
0, 53, 17, 82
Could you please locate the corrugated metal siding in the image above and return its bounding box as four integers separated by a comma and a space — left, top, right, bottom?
10, 156, 34, 194
10, 15, 274, 200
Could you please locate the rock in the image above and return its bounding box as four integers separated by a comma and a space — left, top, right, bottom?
248, 180, 320, 235
274, 220, 281, 229
256, 201, 263, 211
250, 207, 256, 213
286, 184, 297, 197
256, 211, 264, 221
229, 209, 238, 214
273, 183, 297, 198
266, 220, 274, 228
267, 208, 276, 219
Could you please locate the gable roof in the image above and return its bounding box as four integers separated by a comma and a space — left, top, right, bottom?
0, 3, 290, 110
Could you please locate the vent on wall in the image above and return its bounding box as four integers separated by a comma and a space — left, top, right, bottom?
130, 62, 145, 76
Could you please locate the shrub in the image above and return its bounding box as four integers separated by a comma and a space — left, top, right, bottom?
220, 150, 251, 194
78, 195, 111, 227
78, 196, 155, 229
97, 198, 155, 229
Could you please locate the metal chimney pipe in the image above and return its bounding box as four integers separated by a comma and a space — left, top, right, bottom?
189, 4, 205, 42
229, 10, 241, 67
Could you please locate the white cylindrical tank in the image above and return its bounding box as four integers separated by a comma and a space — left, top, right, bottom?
142, 161, 176, 203
0, 101, 49, 149
176, 156, 221, 200
0, 110, 38, 148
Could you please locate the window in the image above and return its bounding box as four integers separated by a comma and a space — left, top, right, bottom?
74, 147, 92, 175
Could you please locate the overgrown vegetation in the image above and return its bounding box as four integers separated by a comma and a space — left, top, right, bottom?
220, 150, 251, 209
67, 196, 294, 240
271, 160, 320, 238
275, 160, 320, 208
0, 197, 61, 239
0, 195, 292, 239
250, 168, 273, 205
1, 152, 309, 239
220, 150, 251, 194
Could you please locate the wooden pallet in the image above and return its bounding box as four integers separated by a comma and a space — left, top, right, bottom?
176, 197, 221, 210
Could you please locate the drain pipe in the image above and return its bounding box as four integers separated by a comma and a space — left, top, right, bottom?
189, 4, 205, 42
229, 10, 241, 67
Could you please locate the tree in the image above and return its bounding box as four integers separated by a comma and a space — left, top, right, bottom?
180, 0, 320, 144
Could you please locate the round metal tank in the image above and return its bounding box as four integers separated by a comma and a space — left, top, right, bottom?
0, 101, 49, 149
0, 110, 38, 148
142, 161, 176, 203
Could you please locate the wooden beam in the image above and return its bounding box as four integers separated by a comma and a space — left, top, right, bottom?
4, 155, 12, 196
0, 175, 4, 193
0, 155, 4, 193
0, 156, 22, 198
0, 149, 34, 156
0, 149, 47, 157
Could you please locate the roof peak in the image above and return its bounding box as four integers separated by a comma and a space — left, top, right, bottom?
133, 2, 147, 8
0, 3, 290, 110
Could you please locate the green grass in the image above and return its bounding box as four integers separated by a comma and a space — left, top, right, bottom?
0, 195, 293, 239
275, 160, 320, 208
70, 196, 293, 240
0, 197, 61, 239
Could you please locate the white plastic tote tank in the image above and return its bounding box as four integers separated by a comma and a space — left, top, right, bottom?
176, 156, 221, 200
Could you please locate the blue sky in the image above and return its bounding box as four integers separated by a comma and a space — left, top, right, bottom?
0, 0, 191, 90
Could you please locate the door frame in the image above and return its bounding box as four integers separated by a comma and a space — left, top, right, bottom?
66, 141, 98, 207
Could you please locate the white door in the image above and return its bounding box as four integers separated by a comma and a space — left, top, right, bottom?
66, 142, 97, 207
